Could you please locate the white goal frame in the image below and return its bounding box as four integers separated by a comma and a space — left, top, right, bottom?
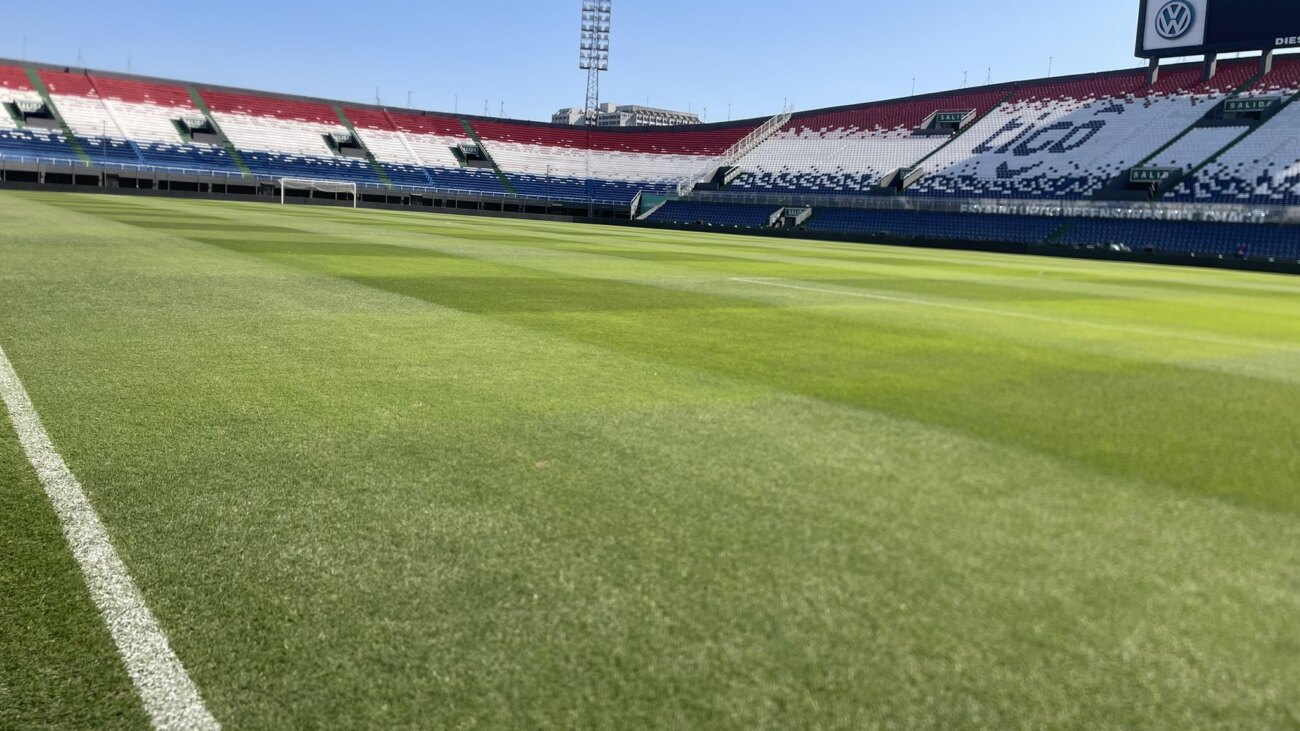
279, 178, 358, 207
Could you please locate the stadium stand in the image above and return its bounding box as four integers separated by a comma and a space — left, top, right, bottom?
199, 89, 380, 182
0, 128, 77, 160
470, 120, 756, 202
1169, 105, 1300, 205
0, 66, 73, 161
1242, 54, 1300, 97
89, 75, 241, 174
1, 57, 1298, 268
639, 200, 1300, 264
346, 107, 463, 188
1146, 128, 1245, 172
0, 66, 242, 173
1166, 57, 1300, 206
39, 70, 185, 167
647, 200, 781, 228
0, 66, 78, 162
728, 88, 1010, 195
1057, 219, 1300, 260
904, 61, 1259, 200
0, 64, 33, 97
4, 59, 1293, 205
803, 208, 1064, 244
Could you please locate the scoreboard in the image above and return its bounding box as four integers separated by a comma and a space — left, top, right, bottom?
1136, 0, 1300, 58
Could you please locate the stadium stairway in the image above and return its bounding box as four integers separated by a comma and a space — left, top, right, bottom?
682, 107, 793, 194
82, 75, 147, 164
1092, 67, 1264, 201
726, 84, 1021, 198
22, 67, 91, 164
459, 119, 517, 196
636, 193, 670, 220
380, 108, 436, 186
1164, 87, 1300, 203
900, 84, 1023, 192
1045, 220, 1077, 244
187, 88, 253, 178
334, 104, 393, 188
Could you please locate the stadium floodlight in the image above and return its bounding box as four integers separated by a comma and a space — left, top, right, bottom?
578, 0, 612, 125
279, 178, 358, 208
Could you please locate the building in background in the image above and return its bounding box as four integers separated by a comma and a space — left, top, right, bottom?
551, 102, 702, 127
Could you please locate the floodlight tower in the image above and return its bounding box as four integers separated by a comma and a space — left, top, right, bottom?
579, 0, 611, 125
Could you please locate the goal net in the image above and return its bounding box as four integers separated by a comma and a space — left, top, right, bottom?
279, 178, 358, 207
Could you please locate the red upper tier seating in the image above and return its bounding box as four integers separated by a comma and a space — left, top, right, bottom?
0, 65, 32, 91
89, 75, 195, 107
471, 119, 757, 155
362, 109, 466, 137
343, 108, 396, 131
1011, 70, 1147, 104
39, 70, 98, 97
1146, 58, 1259, 96
200, 89, 338, 125
1250, 54, 1300, 95
784, 87, 1012, 137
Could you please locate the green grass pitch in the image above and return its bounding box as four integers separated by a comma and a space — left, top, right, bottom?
0, 190, 1297, 729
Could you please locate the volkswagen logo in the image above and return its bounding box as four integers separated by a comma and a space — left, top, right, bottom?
1155, 0, 1196, 41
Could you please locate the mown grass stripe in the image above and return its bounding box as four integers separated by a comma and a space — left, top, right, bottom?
0, 341, 220, 731
729, 276, 1300, 352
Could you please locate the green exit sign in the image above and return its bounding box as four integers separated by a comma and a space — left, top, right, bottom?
1130, 168, 1178, 184
1225, 97, 1279, 113
934, 112, 969, 124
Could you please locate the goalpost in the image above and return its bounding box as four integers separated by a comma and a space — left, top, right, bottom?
279, 178, 358, 208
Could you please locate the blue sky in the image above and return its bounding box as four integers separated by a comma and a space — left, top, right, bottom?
1, 0, 1191, 122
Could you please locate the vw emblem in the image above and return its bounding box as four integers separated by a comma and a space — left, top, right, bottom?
1155, 0, 1196, 40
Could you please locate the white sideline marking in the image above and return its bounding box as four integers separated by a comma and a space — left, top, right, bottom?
729, 277, 1299, 352
0, 342, 220, 731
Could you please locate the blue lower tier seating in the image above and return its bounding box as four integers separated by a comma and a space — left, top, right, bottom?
648, 201, 781, 228
0, 132, 243, 174
136, 142, 241, 174
241, 152, 381, 184
504, 175, 675, 203
0, 130, 144, 166
381, 163, 433, 187
595, 179, 674, 203
76, 136, 143, 164
421, 166, 507, 195
1058, 220, 1300, 260
805, 209, 1064, 243
645, 203, 1299, 261
509, 173, 588, 200
0, 128, 77, 160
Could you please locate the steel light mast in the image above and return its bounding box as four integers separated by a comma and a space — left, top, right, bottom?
579, 0, 611, 125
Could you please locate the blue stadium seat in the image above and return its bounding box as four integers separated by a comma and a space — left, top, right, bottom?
805, 209, 1061, 243
648, 201, 781, 228
1058, 220, 1300, 260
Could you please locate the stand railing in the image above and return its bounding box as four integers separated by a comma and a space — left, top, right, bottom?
674, 105, 793, 196
686, 188, 1300, 225
0, 153, 250, 180
0, 152, 638, 207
